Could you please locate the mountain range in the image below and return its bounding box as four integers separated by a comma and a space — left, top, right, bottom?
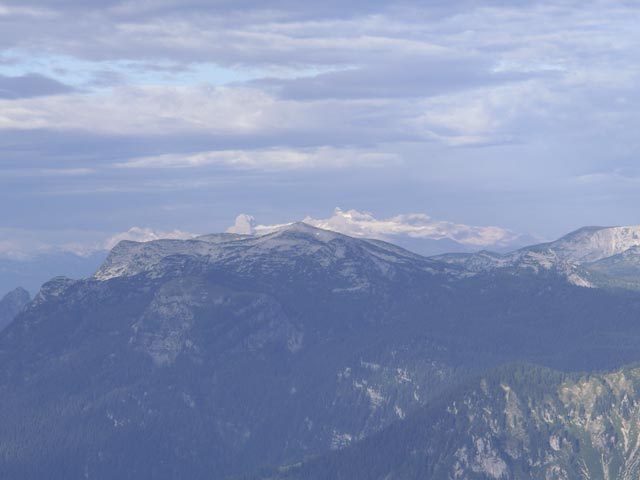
0, 208, 526, 299
3, 223, 640, 478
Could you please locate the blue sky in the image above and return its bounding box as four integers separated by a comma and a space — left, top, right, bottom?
2, 0, 640, 256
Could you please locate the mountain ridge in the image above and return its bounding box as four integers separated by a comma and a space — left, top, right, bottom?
3, 222, 640, 478
95, 222, 640, 292
94, 222, 460, 284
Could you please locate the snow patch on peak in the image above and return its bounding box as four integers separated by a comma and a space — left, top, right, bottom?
266, 222, 342, 241
94, 237, 223, 281
104, 227, 196, 250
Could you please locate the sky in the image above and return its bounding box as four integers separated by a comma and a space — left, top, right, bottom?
2, 0, 640, 258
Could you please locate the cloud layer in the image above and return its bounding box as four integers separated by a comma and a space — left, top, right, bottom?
0, 207, 524, 261
227, 208, 523, 249
3, 1, 640, 246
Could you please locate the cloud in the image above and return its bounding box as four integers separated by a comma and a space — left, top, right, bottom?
0, 238, 46, 260
2, 1, 638, 149
0, 86, 274, 134
226, 214, 290, 235
226, 214, 257, 235
252, 57, 532, 100
0, 2, 467, 66
227, 207, 522, 248
413, 82, 539, 146
0, 73, 74, 99
117, 147, 399, 170
0, 227, 100, 260
0, 167, 94, 177
572, 168, 640, 188
0, 84, 432, 147
307, 208, 522, 247
0, 4, 54, 18
0, 226, 198, 260
4, 0, 640, 244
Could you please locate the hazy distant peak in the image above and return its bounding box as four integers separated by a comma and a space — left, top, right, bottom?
0, 286, 31, 331
262, 221, 343, 241
3, 286, 30, 300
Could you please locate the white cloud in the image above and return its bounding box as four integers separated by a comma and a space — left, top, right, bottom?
226, 214, 257, 235
0, 238, 43, 260
0, 228, 97, 260
305, 208, 521, 247
0, 4, 54, 18
117, 146, 399, 170
413, 81, 548, 146
0, 167, 94, 177
227, 207, 522, 248
0, 84, 427, 148
0, 210, 524, 262
0, 86, 273, 134
226, 214, 290, 235
5, 0, 640, 241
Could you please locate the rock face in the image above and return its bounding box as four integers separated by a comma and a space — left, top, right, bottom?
0, 287, 30, 331
548, 225, 640, 263
275, 365, 640, 480
4, 223, 640, 478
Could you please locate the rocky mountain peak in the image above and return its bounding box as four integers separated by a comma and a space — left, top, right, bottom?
0, 286, 31, 331
545, 225, 640, 263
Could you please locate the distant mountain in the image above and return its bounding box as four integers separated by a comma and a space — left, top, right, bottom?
0, 287, 30, 331
94, 224, 456, 281
267, 363, 640, 480
434, 225, 640, 289
3, 223, 640, 478
375, 234, 505, 257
